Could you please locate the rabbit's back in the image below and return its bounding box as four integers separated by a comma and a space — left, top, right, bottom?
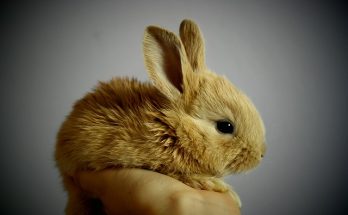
55, 78, 171, 175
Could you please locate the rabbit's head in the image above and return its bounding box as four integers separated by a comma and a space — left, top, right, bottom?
143, 20, 265, 176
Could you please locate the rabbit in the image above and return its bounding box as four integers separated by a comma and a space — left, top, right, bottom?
55, 19, 266, 215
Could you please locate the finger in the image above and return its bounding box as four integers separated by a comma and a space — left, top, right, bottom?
74, 169, 172, 198
197, 190, 241, 215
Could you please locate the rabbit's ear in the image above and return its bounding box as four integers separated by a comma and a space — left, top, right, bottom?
179, 19, 206, 72
143, 26, 192, 101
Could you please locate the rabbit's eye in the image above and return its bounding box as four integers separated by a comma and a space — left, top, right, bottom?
216, 120, 234, 134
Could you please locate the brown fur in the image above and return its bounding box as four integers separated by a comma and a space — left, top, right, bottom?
55, 19, 266, 214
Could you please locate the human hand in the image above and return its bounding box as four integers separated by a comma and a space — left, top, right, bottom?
75, 169, 240, 215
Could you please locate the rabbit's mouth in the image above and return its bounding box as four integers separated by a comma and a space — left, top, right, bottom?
227, 148, 261, 173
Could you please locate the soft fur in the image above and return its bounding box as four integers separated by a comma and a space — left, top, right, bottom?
55, 19, 266, 214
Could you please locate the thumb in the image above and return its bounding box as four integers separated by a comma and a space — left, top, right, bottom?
74, 171, 109, 198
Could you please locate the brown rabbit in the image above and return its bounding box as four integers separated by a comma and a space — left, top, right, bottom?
55, 19, 266, 214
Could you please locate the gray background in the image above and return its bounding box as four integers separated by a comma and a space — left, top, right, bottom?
1, 0, 347, 214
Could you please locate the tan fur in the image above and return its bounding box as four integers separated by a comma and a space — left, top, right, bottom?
55, 19, 266, 214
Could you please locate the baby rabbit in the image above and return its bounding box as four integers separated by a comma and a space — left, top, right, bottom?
55, 19, 266, 214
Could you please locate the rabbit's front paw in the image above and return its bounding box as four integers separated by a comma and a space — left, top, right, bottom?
180, 175, 230, 192
179, 175, 242, 208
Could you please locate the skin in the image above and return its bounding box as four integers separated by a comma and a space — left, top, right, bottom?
75, 169, 241, 215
